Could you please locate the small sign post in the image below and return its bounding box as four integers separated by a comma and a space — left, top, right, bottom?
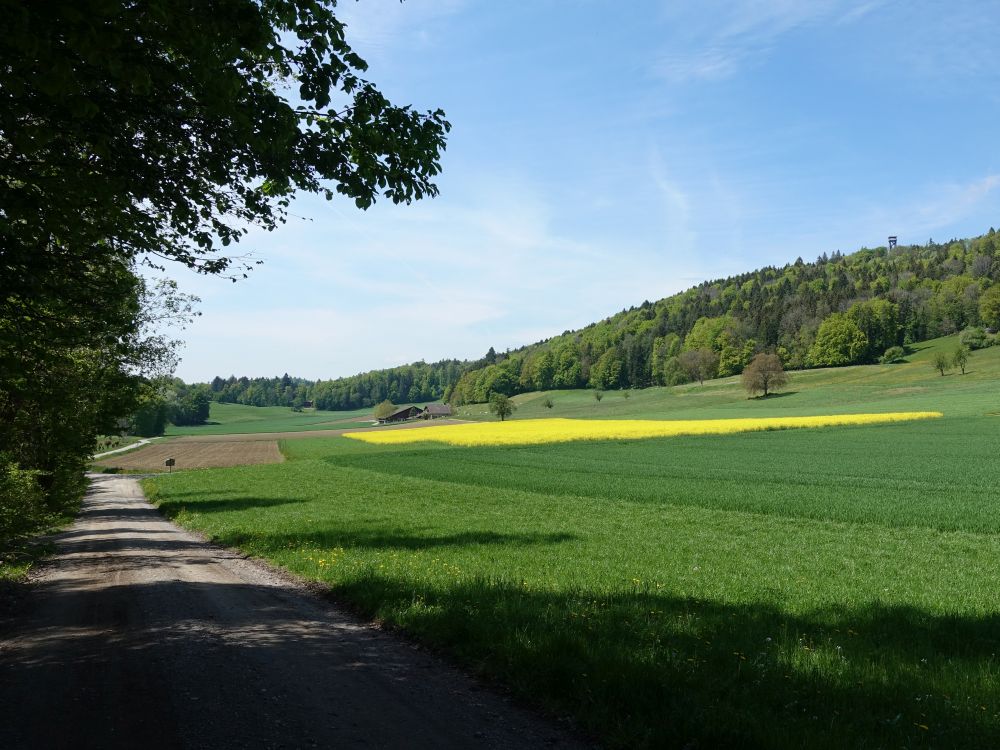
164, 458, 175, 473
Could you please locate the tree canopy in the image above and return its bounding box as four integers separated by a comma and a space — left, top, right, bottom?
1, 1, 450, 541
807, 314, 868, 367
488, 393, 516, 422
373, 399, 396, 420
184, 229, 1000, 410
740, 353, 788, 398
440, 232, 1000, 404
2, 0, 450, 285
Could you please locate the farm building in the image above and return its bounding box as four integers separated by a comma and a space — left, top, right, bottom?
378, 405, 422, 424
421, 404, 453, 419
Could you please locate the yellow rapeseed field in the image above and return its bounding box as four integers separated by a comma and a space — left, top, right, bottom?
343, 412, 943, 447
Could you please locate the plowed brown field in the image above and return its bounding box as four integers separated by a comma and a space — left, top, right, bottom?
94, 440, 283, 471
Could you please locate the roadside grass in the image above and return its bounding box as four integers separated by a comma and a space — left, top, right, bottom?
0, 540, 56, 583
93, 435, 146, 453
1, 501, 79, 584
142, 336, 1000, 747
164, 402, 377, 436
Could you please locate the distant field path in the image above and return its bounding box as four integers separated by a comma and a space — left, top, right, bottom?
96, 440, 285, 471
172, 417, 470, 443
0, 475, 584, 750
93, 419, 470, 471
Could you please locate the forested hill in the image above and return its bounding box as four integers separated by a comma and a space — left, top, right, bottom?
206, 361, 468, 411
204, 230, 1000, 409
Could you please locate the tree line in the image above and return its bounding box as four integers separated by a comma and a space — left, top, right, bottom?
448, 231, 1000, 405
198, 361, 466, 412
189, 230, 1000, 413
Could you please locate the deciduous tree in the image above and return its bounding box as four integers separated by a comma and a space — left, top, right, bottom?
880, 346, 905, 364
678, 348, 718, 385
932, 351, 950, 376
979, 286, 1000, 329
2, 1, 450, 287
1, 1, 448, 535
807, 314, 868, 367
952, 346, 970, 375
847, 299, 900, 362
740, 353, 788, 398
374, 400, 396, 420
488, 393, 516, 422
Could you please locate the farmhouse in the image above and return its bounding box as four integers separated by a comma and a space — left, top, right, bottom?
421, 403, 453, 419
378, 405, 422, 424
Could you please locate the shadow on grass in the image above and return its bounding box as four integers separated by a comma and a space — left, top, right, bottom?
147, 481, 1000, 747
156, 495, 308, 515
220, 527, 577, 552
319, 572, 1000, 749
44, 482, 998, 750
748, 391, 799, 400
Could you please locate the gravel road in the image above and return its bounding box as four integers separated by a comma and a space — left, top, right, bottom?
0, 475, 588, 750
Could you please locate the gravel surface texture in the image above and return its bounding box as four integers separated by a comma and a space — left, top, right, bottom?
0, 475, 589, 750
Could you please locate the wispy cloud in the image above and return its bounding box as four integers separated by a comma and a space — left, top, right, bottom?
651, 0, 884, 83
171, 172, 685, 380
892, 175, 1000, 238
790, 174, 1000, 254
648, 148, 695, 252
885, 3, 1000, 83
335, 0, 466, 59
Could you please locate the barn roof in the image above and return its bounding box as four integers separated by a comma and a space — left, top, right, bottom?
387, 405, 419, 419
423, 403, 452, 415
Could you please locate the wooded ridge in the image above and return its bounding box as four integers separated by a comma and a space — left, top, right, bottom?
200, 230, 1000, 409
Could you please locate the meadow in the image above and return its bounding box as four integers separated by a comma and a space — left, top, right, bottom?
164, 402, 376, 435
144, 336, 1000, 747
459, 336, 994, 423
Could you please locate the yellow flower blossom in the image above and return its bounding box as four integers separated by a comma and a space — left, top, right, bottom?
343, 412, 942, 447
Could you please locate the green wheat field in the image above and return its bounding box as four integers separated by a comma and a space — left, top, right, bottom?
145, 335, 1000, 748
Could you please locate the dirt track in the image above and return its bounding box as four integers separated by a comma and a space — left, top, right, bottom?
94, 419, 470, 471
94, 440, 284, 471
170, 418, 469, 443
0, 475, 586, 750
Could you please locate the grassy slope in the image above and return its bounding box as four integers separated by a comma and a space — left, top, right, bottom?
458, 335, 994, 422
144, 336, 1000, 748
164, 402, 377, 435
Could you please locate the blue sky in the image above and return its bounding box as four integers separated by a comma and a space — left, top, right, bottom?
167, 0, 1000, 382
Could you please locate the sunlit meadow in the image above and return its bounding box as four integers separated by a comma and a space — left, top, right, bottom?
144, 338, 1000, 748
